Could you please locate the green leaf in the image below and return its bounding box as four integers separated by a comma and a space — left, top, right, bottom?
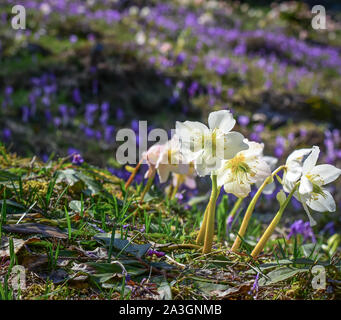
276, 190, 286, 206
69, 200, 82, 212
301, 243, 322, 259
258, 267, 309, 286
188, 194, 210, 207
94, 233, 151, 258
153, 276, 172, 300
56, 169, 80, 185
0, 170, 19, 182
56, 169, 101, 195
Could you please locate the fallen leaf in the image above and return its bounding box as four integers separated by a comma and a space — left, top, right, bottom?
213, 283, 252, 298
2, 223, 68, 239
0, 236, 25, 258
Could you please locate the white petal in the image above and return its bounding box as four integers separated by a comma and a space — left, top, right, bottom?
157, 165, 170, 183
208, 110, 235, 133
261, 181, 276, 195
216, 164, 231, 186
184, 176, 196, 189
242, 141, 264, 159
286, 148, 312, 165
252, 159, 271, 182
306, 188, 336, 213
194, 155, 221, 177
176, 120, 208, 135
299, 175, 313, 195
283, 176, 296, 193
310, 164, 341, 185
296, 193, 317, 226
302, 146, 320, 174
223, 180, 251, 198
285, 163, 302, 182
263, 156, 278, 170
223, 132, 249, 159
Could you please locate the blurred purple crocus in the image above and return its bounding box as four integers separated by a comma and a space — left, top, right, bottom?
2, 128, 11, 141
116, 108, 124, 121
322, 222, 336, 236
288, 220, 316, 243
68, 148, 84, 165
238, 115, 250, 127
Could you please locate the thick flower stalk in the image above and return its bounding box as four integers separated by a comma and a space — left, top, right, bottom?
252, 145, 341, 258
176, 110, 248, 253
251, 186, 298, 259
202, 174, 220, 254
231, 165, 285, 252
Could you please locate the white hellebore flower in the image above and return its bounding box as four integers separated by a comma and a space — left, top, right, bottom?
295, 146, 341, 225
142, 143, 165, 179
155, 136, 189, 183
283, 147, 313, 193
216, 140, 272, 198
175, 110, 248, 176
284, 146, 341, 226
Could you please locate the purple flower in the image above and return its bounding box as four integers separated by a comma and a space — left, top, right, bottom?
250, 132, 260, 142
238, 115, 250, 127
59, 104, 68, 123
104, 125, 115, 143
147, 249, 165, 258
226, 215, 234, 232
227, 88, 234, 98
249, 273, 259, 299
322, 222, 335, 236
254, 124, 264, 133
131, 120, 139, 132
53, 117, 62, 127
175, 193, 183, 200
5, 86, 13, 96
288, 220, 316, 242
188, 81, 199, 97
72, 88, 82, 104
69, 34, 78, 43
2, 128, 11, 141
175, 52, 186, 65
84, 127, 94, 138
72, 153, 84, 165
116, 108, 124, 121
85, 103, 98, 125
22, 106, 30, 123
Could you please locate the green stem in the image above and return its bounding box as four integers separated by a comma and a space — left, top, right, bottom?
228, 197, 243, 220
203, 174, 219, 254
196, 200, 210, 245
125, 158, 143, 189
251, 184, 298, 259
139, 170, 156, 203
171, 175, 183, 200
231, 165, 285, 252
196, 175, 220, 245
